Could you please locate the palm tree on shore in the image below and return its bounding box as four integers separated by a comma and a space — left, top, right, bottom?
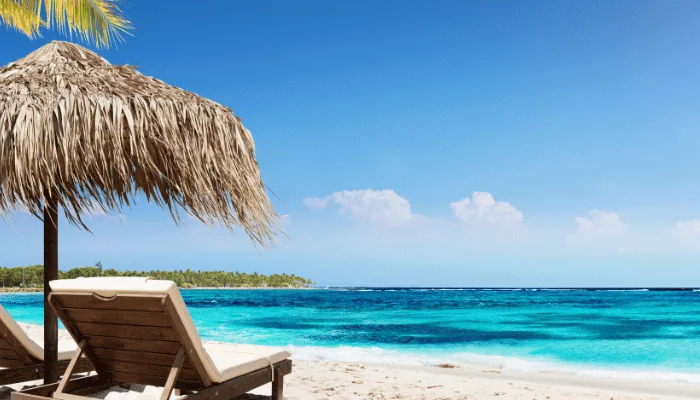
0, 0, 131, 48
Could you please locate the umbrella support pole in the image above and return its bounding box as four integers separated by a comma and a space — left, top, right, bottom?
43, 197, 59, 384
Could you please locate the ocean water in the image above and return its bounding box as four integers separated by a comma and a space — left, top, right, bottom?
2, 288, 700, 383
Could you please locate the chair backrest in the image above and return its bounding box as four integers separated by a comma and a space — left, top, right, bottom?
0, 305, 42, 367
48, 278, 215, 390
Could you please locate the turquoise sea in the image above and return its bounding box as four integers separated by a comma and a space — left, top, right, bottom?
2, 288, 700, 382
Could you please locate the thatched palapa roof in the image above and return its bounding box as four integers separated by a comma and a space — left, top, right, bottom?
0, 41, 278, 246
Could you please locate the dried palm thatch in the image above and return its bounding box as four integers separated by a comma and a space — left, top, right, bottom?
0, 41, 279, 247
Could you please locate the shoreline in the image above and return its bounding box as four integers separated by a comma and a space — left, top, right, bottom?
181, 286, 318, 290
0, 287, 42, 292
0, 286, 317, 292
286, 345, 700, 385
12, 322, 699, 399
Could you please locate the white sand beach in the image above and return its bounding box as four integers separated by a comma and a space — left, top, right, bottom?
7, 323, 697, 400
267, 359, 698, 400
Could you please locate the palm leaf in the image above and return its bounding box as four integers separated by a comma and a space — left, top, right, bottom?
0, 0, 42, 37
0, 0, 131, 48
44, 0, 131, 48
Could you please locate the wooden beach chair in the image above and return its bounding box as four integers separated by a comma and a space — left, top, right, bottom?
0, 305, 92, 385
11, 277, 292, 400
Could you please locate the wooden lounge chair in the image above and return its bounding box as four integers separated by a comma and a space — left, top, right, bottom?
11, 277, 292, 400
0, 305, 92, 385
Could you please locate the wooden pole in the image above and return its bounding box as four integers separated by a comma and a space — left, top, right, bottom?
43, 197, 59, 384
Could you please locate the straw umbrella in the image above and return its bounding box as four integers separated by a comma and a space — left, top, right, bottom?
0, 41, 279, 383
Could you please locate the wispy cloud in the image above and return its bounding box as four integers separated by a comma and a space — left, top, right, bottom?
568, 210, 628, 246
575, 210, 627, 235
300, 190, 700, 256
450, 192, 523, 228
302, 197, 329, 210
302, 188, 529, 250
670, 219, 700, 241
304, 189, 417, 226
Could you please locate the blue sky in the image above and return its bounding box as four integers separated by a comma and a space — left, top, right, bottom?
2, 0, 700, 286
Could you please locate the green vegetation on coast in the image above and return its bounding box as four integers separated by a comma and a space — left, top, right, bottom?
0, 262, 315, 289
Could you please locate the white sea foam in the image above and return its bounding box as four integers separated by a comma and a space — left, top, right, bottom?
285, 345, 700, 384
328, 288, 684, 292
287, 345, 433, 365
476, 356, 700, 384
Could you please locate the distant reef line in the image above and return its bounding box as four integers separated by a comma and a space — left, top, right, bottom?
0, 263, 316, 289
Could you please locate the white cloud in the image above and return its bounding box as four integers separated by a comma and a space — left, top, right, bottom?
573, 210, 627, 238
304, 189, 416, 226
280, 214, 291, 227
449, 192, 523, 228
303, 197, 329, 210
670, 219, 700, 240
305, 189, 525, 240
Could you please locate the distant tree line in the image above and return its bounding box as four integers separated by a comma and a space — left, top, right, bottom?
0, 262, 315, 288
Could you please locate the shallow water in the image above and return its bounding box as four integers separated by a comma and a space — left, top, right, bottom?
2, 288, 700, 382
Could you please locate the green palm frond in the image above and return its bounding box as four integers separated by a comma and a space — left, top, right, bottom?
44, 0, 131, 48
0, 0, 131, 48
0, 0, 42, 38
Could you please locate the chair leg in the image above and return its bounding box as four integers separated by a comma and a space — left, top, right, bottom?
271, 368, 284, 400
160, 349, 185, 400
55, 339, 87, 395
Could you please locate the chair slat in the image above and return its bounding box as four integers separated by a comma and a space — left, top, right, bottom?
0, 359, 31, 369
63, 309, 171, 327
91, 348, 197, 373
87, 336, 181, 354
106, 371, 202, 391
75, 322, 178, 341
92, 348, 178, 366
52, 294, 166, 312
101, 360, 200, 381
0, 348, 20, 360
